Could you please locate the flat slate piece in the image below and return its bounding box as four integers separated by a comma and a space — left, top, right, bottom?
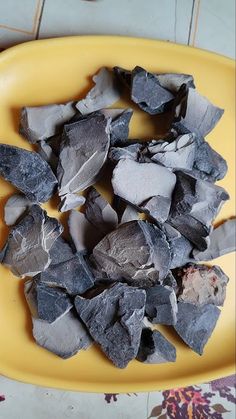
57, 113, 110, 195
0, 144, 58, 202
162, 223, 193, 269
174, 302, 221, 355
75, 283, 146, 368
34, 282, 73, 323
177, 264, 229, 306
4, 194, 31, 226
91, 220, 171, 287
145, 285, 178, 325
68, 210, 103, 253
137, 328, 176, 364
85, 187, 118, 234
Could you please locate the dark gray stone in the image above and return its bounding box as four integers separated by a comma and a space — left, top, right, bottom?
174, 302, 221, 355
176, 263, 229, 306
91, 220, 171, 287
162, 223, 193, 269
39, 252, 94, 295
162, 271, 179, 293
193, 136, 228, 182
137, 329, 176, 363
108, 143, 142, 163
0, 144, 58, 202
85, 187, 118, 234
57, 113, 110, 195
145, 285, 178, 325
2, 205, 63, 277
109, 109, 133, 145
131, 66, 174, 115
74, 283, 146, 368
169, 171, 229, 250
49, 236, 76, 265
34, 282, 72, 323
141, 196, 171, 224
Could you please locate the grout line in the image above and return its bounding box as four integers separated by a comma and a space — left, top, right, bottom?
187, 0, 196, 45
35, 0, 46, 39
0, 0, 42, 37
192, 0, 201, 46
0, 24, 33, 36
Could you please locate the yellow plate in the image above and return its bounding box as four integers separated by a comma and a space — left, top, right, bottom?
0, 36, 235, 392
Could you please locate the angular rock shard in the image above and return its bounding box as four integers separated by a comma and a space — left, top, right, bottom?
137, 328, 176, 364
2, 205, 63, 277
37, 140, 58, 172
174, 302, 220, 355
68, 210, 103, 253
156, 72, 195, 92
20, 102, 76, 143
59, 193, 85, 213
112, 159, 176, 206
25, 280, 92, 358
120, 204, 140, 224
85, 187, 118, 234
169, 171, 229, 250
91, 220, 171, 286
0, 144, 58, 203
30, 281, 72, 323
131, 66, 174, 115
162, 271, 179, 293
57, 113, 110, 195
76, 68, 121, 114
176, 263, 229, 306
39, 251, 94, 296
49, 236, 76, 265
181, 88, 224, 137
149, 134, 196, 171
162, 223, 193, 269
108, 143, 142, 163
193, 219, 236, 261
101, 108, 133, 146
113, 66, 132, 88
4, 194, 31, 226
74, 283, 146, 368
193, 136, 228, 182
145, 285, 178, 325
141, 196, 171, 224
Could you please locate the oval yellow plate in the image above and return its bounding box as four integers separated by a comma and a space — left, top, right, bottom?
0, 36, 235, 392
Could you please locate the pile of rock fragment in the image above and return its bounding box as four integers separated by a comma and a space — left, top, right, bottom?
0, 66, 235, 368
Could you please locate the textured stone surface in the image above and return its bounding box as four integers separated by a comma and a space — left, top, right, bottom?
39, 252, 94, 296
0, 144, 58, 203
76, 68, 121, 114
137, 328, 176, 364
169, 171, 229, 250
57, 113, 110, 195
101, 108, 133, 146
176, 264, 229, 306
20, 102, 75, 143
74, 283, 146, 368
37, 140, 58, 173
108, 143, 142, 163
193, 219, 236, 261
162, 223, 193, 269
85, 187, 118, 234
112, 159, 176, 206
156, 73, 195, 92
58, 193, 85, 213
131, 66, 174, 114
181, 88, 224, 137
145, 285, 178, 325
174, 302, 221, 355
141, 196, 171, 223
4, 194, 31, 226
2, 205, 62, 277
68, 210, 103, 253
91, 220, 171, 286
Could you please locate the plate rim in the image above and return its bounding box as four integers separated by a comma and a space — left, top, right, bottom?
0, 35, 235, 392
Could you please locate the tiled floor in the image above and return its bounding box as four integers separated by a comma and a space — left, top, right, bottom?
0, 0, 235, 58
0, 1, 235, 418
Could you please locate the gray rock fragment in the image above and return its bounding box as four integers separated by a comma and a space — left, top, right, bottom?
145, 285, 178, 325
137, 328, 176, 363
193, 219, 236, 261
68, 210, 103, 253
131, 66, 174, 115
181, 88, 224, 137
174, 302, 221, 355
76, 68, 121, 114
156, 73, 195, 92
59, 193, 85, 213
177, 263, 229, 306
113, 66, 132, 88
120, 205, 140, 224
108, 143, 142, 163
20, 102, 75, 143
169, 171, 229, 250
91, 220, 171, 286
57, 113, 110, 195
2, 205, 63, 277
74, 283, 146, 368
141, 196, 171, 223
162, 223, 193, 269
193, 136, 228, 182
39, 251, 94, 296
0, 144, 58, 203
101, 108, 133, 146
4, 194, 32, 226
85, 187, 118, 234
37, 140, 58, 172
162, 271, 179, 293
112, 159, 176, 206
49, 236, 76, 265
149, 134, 196, 171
